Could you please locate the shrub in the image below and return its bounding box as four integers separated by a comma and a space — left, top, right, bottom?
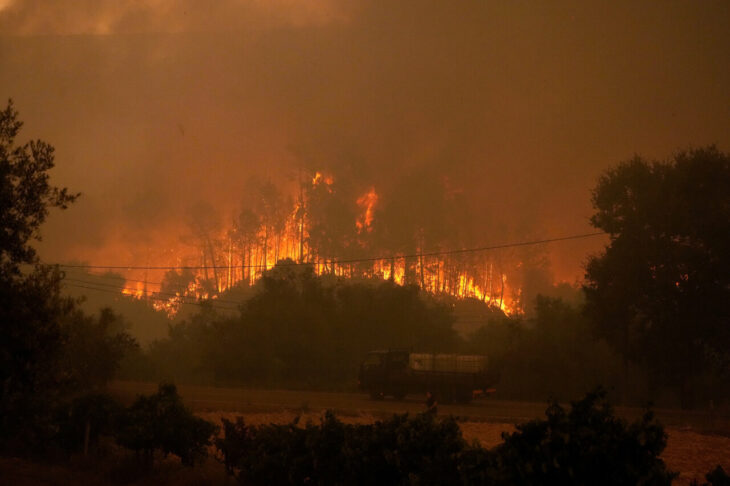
54, 393, 123, 453
217, 389, 677, 485
692, 466, 730, 486
216, 411, 465, 485
460, 388, 677, 485
116, 383, 217, 466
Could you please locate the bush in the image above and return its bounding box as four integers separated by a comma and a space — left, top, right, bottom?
116, 383, 217, 466
217, 389, 677, 485
460, 388, 677, 485
692, 466, 730, 486
53, 393, 123, 453
216, 411, 465, 485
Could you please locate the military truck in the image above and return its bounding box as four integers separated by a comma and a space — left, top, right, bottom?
358, 349, 496, 403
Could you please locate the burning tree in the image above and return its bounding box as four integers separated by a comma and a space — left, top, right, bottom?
112, 167, 525, 317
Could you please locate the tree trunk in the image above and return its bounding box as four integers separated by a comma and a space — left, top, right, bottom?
499, 273, 505, 309
262, 227, 268, 270
488, 262, 493, 304
227, 238, 232, 289
202, 248, 209, 282
274, 233, 280, 263
419, 253, 425, 290
206, 238, 219, 291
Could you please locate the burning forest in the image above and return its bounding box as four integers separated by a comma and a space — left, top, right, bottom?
2, 1, 730, 483
99, 169, 522, 317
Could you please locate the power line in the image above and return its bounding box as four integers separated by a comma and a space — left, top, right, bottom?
61, 269, 165, 286
63, 277, 244, 306
61, 282, 240, 312
53, 231, 605, 271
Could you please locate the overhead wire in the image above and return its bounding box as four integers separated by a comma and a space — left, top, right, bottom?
62, 277, 243, 306
57, 232, 603, 317
52, 231, 605, 271
61, 282, 240, 312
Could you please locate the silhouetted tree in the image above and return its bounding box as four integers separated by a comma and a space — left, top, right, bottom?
159, 268, 197, 296
233, 207, 260, 283
584, 147, 730, 408
0, 99, 79, 447
184, 201, 222, 289
60, 307, 138, 391
0, 101, 137, 452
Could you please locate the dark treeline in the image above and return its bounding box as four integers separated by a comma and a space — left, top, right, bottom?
114, 146, 730, 410
123, 263, 460, 390
114, 262, 696, 408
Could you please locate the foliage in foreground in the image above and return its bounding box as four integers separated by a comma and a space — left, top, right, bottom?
216, 388, 677, 486
691, 466, 730, 486
50, 384, 217, 467
585, 146, 730, 408
116, 383, 217, 466
461, 389, 676, 485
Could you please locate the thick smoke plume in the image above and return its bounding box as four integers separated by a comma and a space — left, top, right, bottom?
1, 0, 728, 292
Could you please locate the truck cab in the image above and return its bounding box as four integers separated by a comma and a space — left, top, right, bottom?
358, 349, 409, 399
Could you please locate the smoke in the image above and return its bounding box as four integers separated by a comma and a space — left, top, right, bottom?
1, 0, 729, 283
0, 0, 348, 35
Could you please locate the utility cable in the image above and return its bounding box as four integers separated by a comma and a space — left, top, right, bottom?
61, 282, 240, 311
52, 231, 605, 271
63, 277, 243, 306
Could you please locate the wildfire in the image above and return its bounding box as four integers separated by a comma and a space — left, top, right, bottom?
312, 171, 334, 189
107, 170, 522, 318
355, 187, 378, 233
122, 282, 145, 299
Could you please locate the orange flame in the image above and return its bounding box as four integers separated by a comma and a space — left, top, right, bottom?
106, 171, 522, 317
356, 187, 378, 233
312, 171, 334, 188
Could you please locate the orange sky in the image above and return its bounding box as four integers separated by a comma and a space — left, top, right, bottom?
1, 0, 728, 283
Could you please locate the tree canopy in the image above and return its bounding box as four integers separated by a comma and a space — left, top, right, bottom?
0, 100, 134, 450
584, 146, 730, 406
0, 100, 78, 277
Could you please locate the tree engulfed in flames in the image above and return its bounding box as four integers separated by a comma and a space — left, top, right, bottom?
116, 171, 521, 317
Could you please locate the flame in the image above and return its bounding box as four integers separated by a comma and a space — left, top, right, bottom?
122, 281, 145, 299
102, 171, 523, 318
355, 187, 378, 233
312, 171, 334, 187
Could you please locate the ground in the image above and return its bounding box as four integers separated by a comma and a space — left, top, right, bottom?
2, 381, 728, 485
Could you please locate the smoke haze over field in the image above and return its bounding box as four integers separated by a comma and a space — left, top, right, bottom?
1, 0, 729, 283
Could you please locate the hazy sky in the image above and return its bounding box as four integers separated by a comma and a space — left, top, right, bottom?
1, 0, 728, 281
